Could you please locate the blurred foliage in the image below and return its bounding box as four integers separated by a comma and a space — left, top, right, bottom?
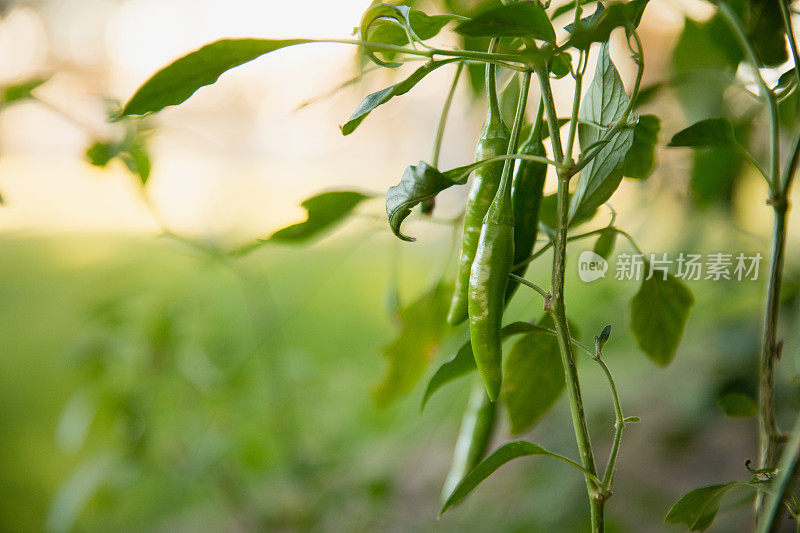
0, 0, 799, 531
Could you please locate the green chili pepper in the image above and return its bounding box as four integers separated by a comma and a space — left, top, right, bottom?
468, 72, 531, 401
505, 106, 547, 303
446, 56, 509, 327
441, 379, 497, 502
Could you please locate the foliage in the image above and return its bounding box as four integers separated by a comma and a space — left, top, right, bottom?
7, 0, 794, 530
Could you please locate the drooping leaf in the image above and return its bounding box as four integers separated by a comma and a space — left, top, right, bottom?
269, 191, 372, 243
501, 316, 565, 434
121, 39, 313, 116
593, 227, 616, 259
341, 59, 459, 135
570, 43, 634, 221
1, 77, 49, 106
441, 441, 595, 514
455, 2, 556, 43
373, 282, 452, 407
717, 392, 758, 417
566, 0, 650, 50
630, 270, 694, 366
664, 483, 737, 531
668, 117, 737, 149
623, 114, 660, 179
386, 161, 463, 242
421, 322, 541, 410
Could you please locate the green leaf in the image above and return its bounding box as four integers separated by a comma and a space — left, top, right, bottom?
540, 192, 596, 228
365, 7, 457, 47
421, 322, 540, 410
373, 282, 452, 407
664, 483, 737, 531
455, 2, 556, 43
269, 191, 372, 243
635, 83, 662, 107
441, 441, 596, 514
566, 0, 650, 49
119, 145, 152, 185
668, 117, 737, 149
86, 142, 119, 168
630, 271, 694, 366
121, 38, 312, 116
86, 117, 153, 185
739, 0, 787, 68
671, 15, 740, 120
359, 4, 458, 66
595, 324, 612, 352
593, 227, 616, 259
341, 59, 459, 135
570, 43, 634, 221
501, 317, 565, 434
717, 392, 758, 418
462, 35, 491, 99
624, 415, 641, 423
1, 77, 49, 105
551, 52, 573, 79
552, 0, 597, 20
499, 73, 521, 128
623, 114, 660, 179
386, 161, 464, 241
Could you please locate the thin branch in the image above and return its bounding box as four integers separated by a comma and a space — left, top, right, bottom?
509, 273, 550, 299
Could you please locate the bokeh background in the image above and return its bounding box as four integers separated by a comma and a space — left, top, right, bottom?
0, 0, 799, 531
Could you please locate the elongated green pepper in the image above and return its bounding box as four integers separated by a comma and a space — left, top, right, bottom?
441, 379, 497, 502
468, 72, 531, 401
446, 56, 509, 327
505, 106, 547, 303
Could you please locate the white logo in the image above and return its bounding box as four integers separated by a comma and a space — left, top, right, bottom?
578, 251, 608, 282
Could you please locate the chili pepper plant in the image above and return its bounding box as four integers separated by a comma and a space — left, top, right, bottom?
115, 0, 800, 531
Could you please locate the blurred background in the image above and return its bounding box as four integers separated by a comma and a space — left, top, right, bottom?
0, 0, 798, 531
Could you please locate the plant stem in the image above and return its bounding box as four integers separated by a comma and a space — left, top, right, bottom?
320, 38, 529, 67
717, 3, 791, 522
758, 410, 800, 533
432, 63, 463, 167
595, 356, 624, 491
563, 52, 585, 162
756, 199, 788, 517
535, 62, 602, 532
508, 273, 549, 299
717, 2, 780, 187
